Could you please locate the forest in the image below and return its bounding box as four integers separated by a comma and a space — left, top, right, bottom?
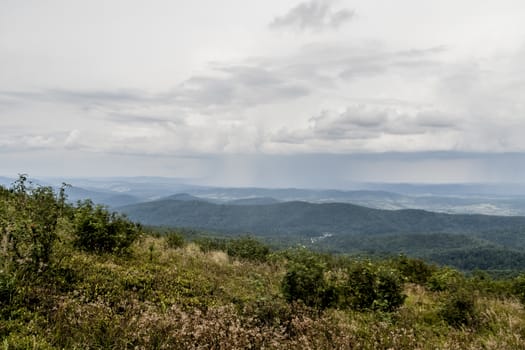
2, 176, 525, 349
119, 197, 525, 274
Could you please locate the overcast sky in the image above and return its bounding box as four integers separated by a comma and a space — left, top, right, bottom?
1, 0, 525, 187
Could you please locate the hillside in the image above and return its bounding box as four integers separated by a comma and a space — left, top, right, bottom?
118, 199, 525, 271
3, 179, 525, 349
119, 199, 525, 235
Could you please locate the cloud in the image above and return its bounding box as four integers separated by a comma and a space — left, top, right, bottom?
270, 104, 463, 152
64, 129, 82, 149
270, 0, 355, 32
0, 133, 58, 152
172, 65, 310, 110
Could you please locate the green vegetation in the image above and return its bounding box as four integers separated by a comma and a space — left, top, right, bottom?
119, 198, 525, 273
73, 199, 141, 254
2, 176, 525, 349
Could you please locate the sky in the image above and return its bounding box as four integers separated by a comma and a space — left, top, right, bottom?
1, 0, 525, 187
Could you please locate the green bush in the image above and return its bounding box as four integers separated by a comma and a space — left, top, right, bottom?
439, 289, 478, 328
427, 267, 465, 292
194, 237, 226, 252
0, 272, 16, 307
227, 236, 270, 262
73, 200, 141, 254
512, 274, 525, 304
0, 175, 67, 273
345, 263, 406, 312
165, 231, 185, 249
345, 263, 377, 310
281, 249, 332, 308
393, 255, 435, 285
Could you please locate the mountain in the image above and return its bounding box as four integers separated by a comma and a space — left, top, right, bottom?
64, 186, 141, 208
119, 199, 525, 238
118, 199, 525, 270
165, 193, 208, 202
227, 197, 280, 205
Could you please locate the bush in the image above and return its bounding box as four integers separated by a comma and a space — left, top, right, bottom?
440, 289, 478, 328
165, 231, 185, 249
512, 274, 525, 304
194, 237, 228, 252
0, 272, 15, 307
427, 267, 465, 292
227, 236, 270, 262
73, 200, 141, 254
345, 263, 406, 312
345, 263, 377, 311
374, 268, 407, 312
281, 249, 332, 309
0, 175, 67, 273
393, 255, 435, 285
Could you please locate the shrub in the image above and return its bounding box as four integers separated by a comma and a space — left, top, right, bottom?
427, 267, 465, 292
281, 249, 332, 309
345, 262, 377, 310
374, 268, 407, 312
345, 263, 406, 312
165, 231, 185, 249
439, 289, 478, 328
0, 272, 15, 307
393, 255, 435, 285
1, 175, 67, 273
512, 274, 525, 304
73, 200, 141, 254
227, 236, 270, 262
194, 237, 228, 252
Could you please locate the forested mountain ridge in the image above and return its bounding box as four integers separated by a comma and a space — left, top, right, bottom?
119, 198, 525, 236
119, 198, 525, 271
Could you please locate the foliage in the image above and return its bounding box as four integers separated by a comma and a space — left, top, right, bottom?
281, 248, 332, 309
427, 267, 465, 292
280, 251, 406, 312
344, 262, 406, 312
73, 200, 141, 254
512, 274, 525, 304
0, 175, 66, 274
439, 289, 479, 328
226, 236, 270, 262
393, 255, 436, 285
165, 231, 185, 249
194, 237, 228, 252
120, 199, 525, 273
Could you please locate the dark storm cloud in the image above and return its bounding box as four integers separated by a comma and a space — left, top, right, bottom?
270, 0, 355, 32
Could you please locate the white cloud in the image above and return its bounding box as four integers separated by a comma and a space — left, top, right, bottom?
270, 0, 355, 32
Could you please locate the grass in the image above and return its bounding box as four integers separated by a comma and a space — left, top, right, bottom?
2, 233, 525, 349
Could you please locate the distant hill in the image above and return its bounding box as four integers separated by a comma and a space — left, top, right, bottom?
227, 197, 280, 205
118, 199, 525, 270
64, 186, 141, 208
165, 193, 208, 202
119, 199, 525, 237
